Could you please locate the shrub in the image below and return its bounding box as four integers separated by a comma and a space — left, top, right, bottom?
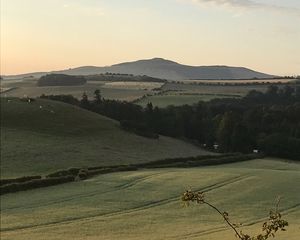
0, 176, 75, 195
0, 176, 42, 186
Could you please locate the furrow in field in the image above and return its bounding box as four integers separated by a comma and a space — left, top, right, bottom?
1, 175, 250, 232
1, 172, 164, 212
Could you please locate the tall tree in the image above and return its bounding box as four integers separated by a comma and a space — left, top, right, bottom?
94, 89, 102, 104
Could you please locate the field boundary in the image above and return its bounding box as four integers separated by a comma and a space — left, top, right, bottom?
0, 153, 262, 195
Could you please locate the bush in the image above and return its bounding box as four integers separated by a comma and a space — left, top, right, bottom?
0, 176, 42, 186
0, 176, 75, 195
77, 169, 89, 180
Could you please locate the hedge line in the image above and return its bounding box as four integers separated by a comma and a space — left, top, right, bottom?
0, 153, 261, 195
0, 176, 75, 195
0, 176, 42, 186
143, 153, 262, 168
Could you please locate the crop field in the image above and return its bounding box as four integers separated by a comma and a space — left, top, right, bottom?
135, 82, 300, 107
162, 82, 274, 95
1, 158, 299, 240
102, 81, 164, 90
0, 98, 210, 178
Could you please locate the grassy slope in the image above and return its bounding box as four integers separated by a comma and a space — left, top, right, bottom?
0, 98, 209, 178
1, 158, 299, 240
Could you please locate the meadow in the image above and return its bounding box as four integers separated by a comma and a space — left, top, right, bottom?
1, 158, 299, 240
0, 97, 209, 178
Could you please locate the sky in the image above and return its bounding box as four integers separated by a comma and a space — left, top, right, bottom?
1, 0, 299, 76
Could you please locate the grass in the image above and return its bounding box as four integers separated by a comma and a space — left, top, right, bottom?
1, 158, 299, 240
0, 97, 210, 178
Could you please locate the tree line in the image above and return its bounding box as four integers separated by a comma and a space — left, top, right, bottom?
40, 85, 300, 160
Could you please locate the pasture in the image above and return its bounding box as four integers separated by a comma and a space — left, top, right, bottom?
0, 97, 209, 178
1, 158, 299, 240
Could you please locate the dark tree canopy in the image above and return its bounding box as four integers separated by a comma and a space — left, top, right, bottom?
37, 74, 86, 86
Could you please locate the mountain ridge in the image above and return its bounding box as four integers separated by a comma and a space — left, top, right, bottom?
2, 58, 275, 80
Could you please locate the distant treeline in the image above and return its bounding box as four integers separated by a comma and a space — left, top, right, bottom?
37, 74, 86, 86
86, 73, 166, 82
0, 153, 260, 195
36, 73, 166, 87
40, 85, 300, 160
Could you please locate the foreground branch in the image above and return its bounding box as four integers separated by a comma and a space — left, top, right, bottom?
181, 190, 288, 240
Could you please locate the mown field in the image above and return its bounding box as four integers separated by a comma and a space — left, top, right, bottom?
0, 98, 210, 178
1, 158, 299, 240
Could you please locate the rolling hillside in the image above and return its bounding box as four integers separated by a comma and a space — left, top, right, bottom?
2, 58, 274, 80
0, 98, 210, 178
1, 159, 299, 240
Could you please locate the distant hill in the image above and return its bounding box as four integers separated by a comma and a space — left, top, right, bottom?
37, 74, 86, 86
2, 58, 275, 80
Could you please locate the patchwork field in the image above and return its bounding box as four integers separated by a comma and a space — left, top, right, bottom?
1, 80, 154, 101
0, 97, 210, 178
136, 82, 300, 107
2, 78, 299, 108
1, 158, 299, 240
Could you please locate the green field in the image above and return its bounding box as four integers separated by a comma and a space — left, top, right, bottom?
135, 82, 291, 107
0, 98, 210, 178
162, 82, 272, 95
1, 158, 299, 240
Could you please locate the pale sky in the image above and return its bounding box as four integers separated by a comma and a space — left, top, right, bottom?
1, 0, 299, 76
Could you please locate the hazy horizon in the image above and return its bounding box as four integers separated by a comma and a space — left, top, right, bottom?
1, 0, 300, 76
